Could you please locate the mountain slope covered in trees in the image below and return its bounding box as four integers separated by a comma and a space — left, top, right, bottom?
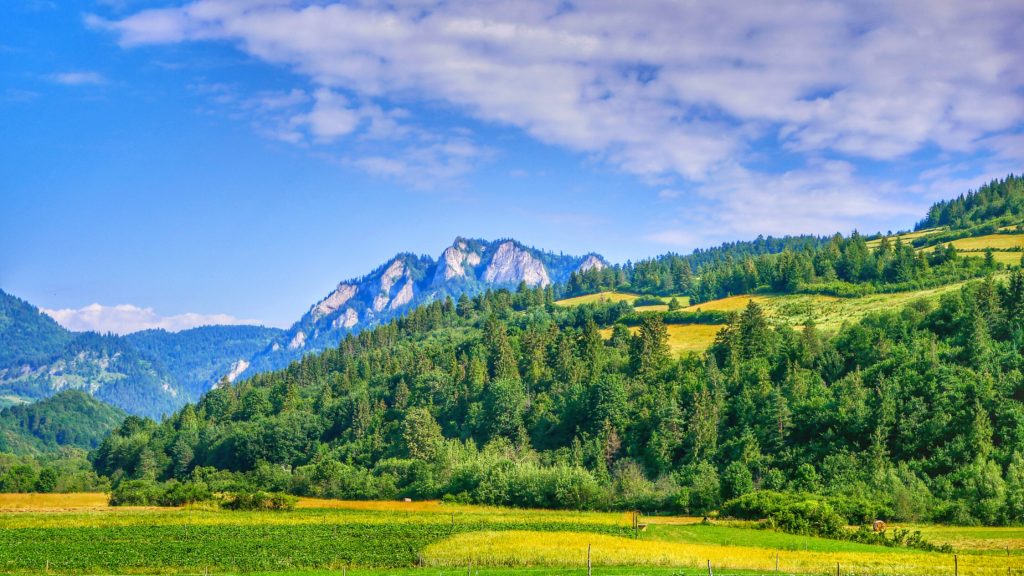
0, 390, 126, 455
89, 175, 1024, 525
0, 290, 282, 417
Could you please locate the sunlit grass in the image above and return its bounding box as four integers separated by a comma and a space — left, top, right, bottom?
422, 530, 1019, 575
0, 492, 109, 510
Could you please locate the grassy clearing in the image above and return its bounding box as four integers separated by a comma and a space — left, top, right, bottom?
865, 228, 946, 249
946, 234, 1024, 251
599, 325, 725, 355
555, 292, 641, 306
555, 292, 690, 309
422, 530, 1019, 575
683, 295, 770, 313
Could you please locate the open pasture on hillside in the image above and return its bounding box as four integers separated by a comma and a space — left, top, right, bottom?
555, 291, 643, 306
945, 234, 1024, 251
2, 496, 1023, 575
865, 227, 946, 249
599, 324, 726, 355
555, 291, 690, 309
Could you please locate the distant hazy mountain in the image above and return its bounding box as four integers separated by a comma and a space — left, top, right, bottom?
0, 290, 282, 418
241, 237, 606, 377
0, 390, 126, 455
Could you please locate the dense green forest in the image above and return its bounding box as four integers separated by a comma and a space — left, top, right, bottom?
918, 175, 1024, 230
0, 390, 126, 455
565, 175, 1023, 302
564, 227, 995, 303
93, 266, 1024, 524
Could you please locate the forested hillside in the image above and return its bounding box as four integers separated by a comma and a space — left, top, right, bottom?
0, 390, 125, 455
95, 267, 1024, 525
0, 290, 281, 417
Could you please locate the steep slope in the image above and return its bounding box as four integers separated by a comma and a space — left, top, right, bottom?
0, 390, 126, 455
124, 325, 283, 396
242, 237, 606, 376
0, 290, 281, 418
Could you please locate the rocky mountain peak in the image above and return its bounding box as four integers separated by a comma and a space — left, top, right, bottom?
484, 241, 551, 287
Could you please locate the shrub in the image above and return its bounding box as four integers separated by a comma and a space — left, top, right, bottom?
221, 490, 297, 511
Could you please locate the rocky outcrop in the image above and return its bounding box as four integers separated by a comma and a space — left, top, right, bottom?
578, 254, 607, 272
484, 241, 551, 287
332, 307, 359, 329
389, 279, 415, 310
311, 283, 357, 320
432, 241, 482, 285
225, 359, 249, 383
288, 330, 306, 350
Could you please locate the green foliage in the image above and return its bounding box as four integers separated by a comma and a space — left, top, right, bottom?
0, 390, 126, 455
220, 490, 297, 511
918, 174, 1024, 230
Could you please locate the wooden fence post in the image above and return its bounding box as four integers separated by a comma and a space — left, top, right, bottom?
707, 559, 713, 576
587, 544, 592, 576
955, 554, 959, 576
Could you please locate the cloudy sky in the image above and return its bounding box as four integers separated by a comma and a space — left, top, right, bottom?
2, 0, 1022, 333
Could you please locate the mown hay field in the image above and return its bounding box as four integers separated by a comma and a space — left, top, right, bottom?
0, 492, 109, 511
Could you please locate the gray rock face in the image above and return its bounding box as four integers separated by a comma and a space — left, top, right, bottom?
578, 254, 607, 272
484, 241, 551, 287
311, 283, 357, 320
432, 241, 483, 285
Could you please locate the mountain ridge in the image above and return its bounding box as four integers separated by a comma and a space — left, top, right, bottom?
240, 236, 608, 378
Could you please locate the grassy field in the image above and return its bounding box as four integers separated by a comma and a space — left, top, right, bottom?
865, 227, 945, 249
2, 493, 1024, 575
599, 324, 725, 355
555, 291, 643, 306
945, 234, 1024, 251
554, 291, 690, 309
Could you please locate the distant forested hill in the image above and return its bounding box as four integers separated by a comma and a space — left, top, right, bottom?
0, 390, 125, 455
125, 325, 283, 399
0, 290, 282, 417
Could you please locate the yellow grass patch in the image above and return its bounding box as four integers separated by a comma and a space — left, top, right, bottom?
946, 234, 1024, 251
422, 530, 1017, 576
296, 498, 447, 512
599, 324, 724, 354
683, 295, 769, 313
633, 304, 668, 312
555, 292, 641, 306
0, 492, 109, 511
865, 227, 945, 249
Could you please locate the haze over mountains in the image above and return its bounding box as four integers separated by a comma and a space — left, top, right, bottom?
1, 237, 606, 416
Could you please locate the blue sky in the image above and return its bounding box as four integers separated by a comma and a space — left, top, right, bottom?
2, 0, 1022, 332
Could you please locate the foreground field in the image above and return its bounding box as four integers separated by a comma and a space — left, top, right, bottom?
2, 495, 1024, 576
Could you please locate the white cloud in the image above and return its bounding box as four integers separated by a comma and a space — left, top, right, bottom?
89, 0, 1024, 228
42, 303, 264, 335
49, 71, 106, 85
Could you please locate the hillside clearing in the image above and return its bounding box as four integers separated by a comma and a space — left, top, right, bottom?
600, 324, 725, 355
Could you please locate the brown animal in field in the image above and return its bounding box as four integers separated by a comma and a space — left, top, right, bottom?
873, 520, 887, 532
